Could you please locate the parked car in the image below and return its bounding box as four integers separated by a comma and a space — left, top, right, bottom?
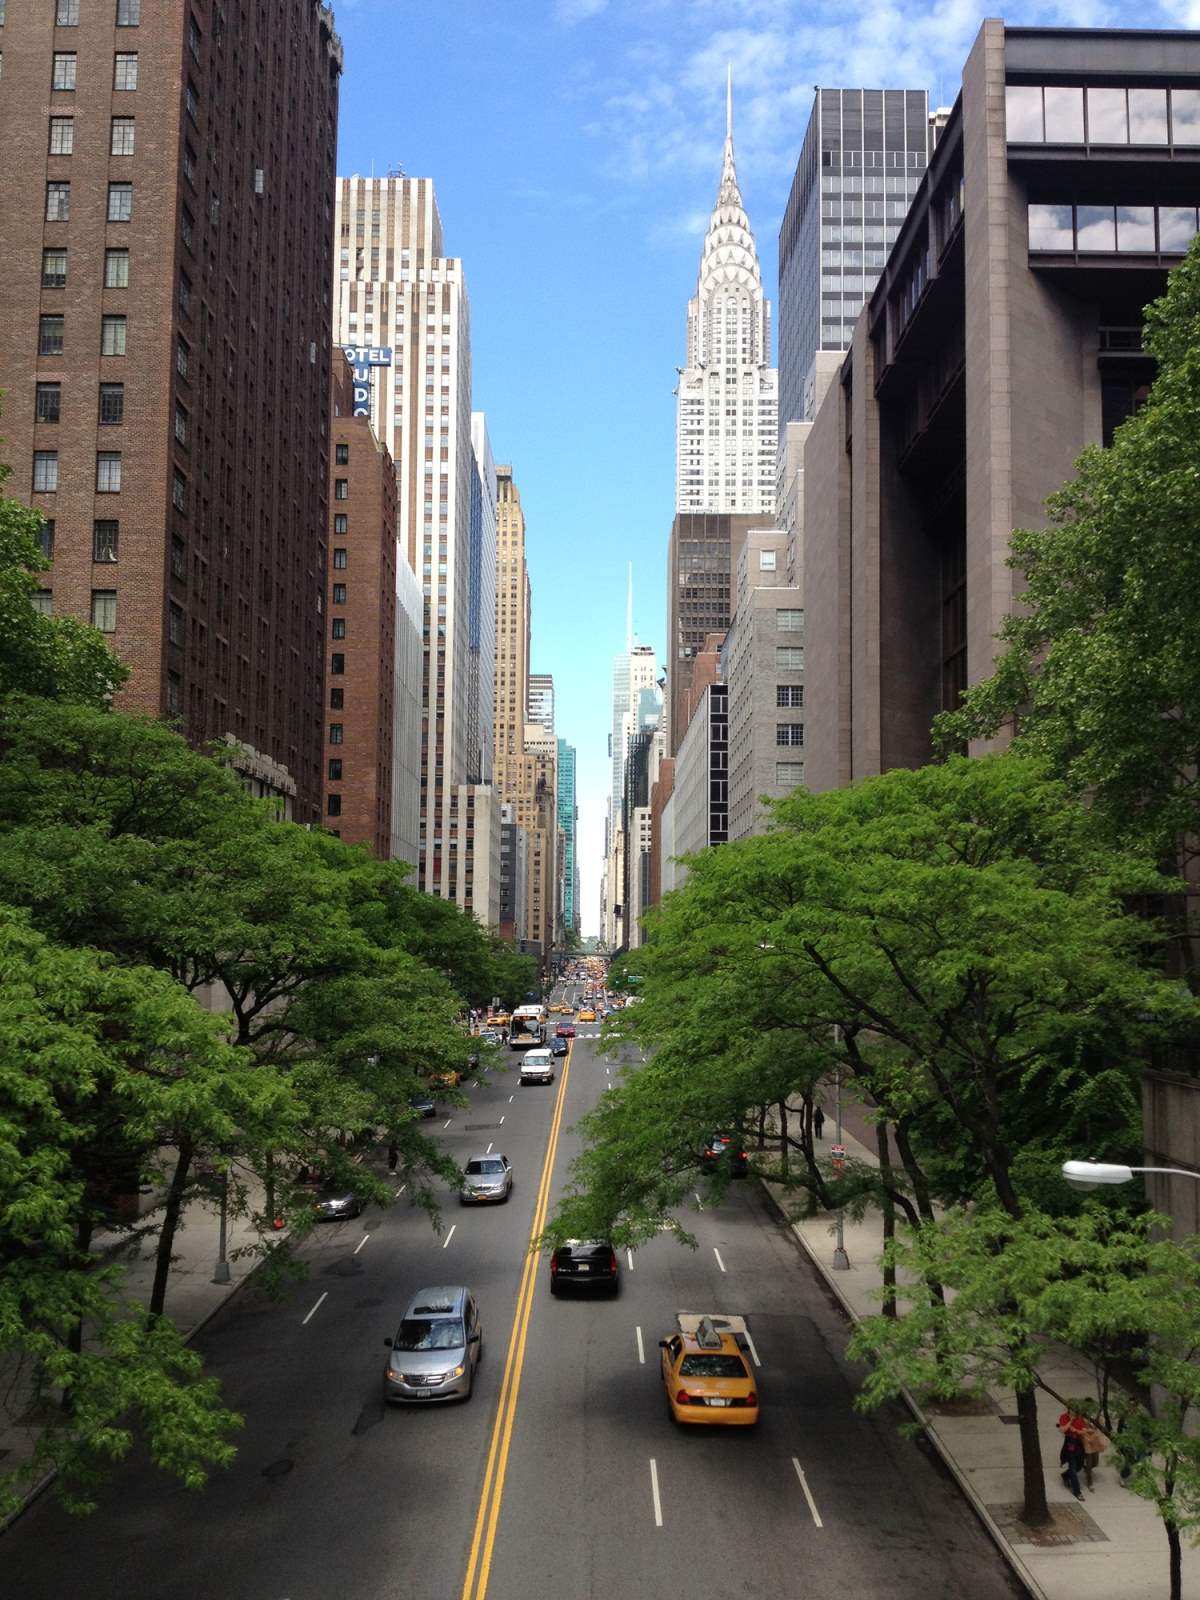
383, 1285, 482, 1403
410, 1091, 437, 1119
461, 1153, 513, 1204
701, 1133, 749, 1176
549, 1239, 620, 1296
312, 1185, 364, 1221
520, 1048, 555, 1085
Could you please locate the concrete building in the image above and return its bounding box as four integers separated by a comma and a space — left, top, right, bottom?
325, 353, 396, 856
723, 528, 807, 840
675, 78, 777, 518
670, 681, 729, 891
666, 511, 756, 753
467, 414, 497, 788
778, 88, 929, 431
392, 558, 423, 866
557, 738, 579, 934
802, 20, 1200, 797
332, 175, 485, 908
528, 673, 554, 736
0, 0, 343, 821
498, 801, 528, 946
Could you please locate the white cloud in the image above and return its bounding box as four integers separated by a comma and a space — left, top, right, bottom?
556, 0, 608, 21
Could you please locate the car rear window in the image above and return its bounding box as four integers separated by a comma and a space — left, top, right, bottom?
560, 1242, 610, 1260
393, 1318, 464, 1351
679, 1354, 747, 1378
467, 1159, 504, 1175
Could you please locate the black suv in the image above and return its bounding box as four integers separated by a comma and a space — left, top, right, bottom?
549, 1240, 620, 1296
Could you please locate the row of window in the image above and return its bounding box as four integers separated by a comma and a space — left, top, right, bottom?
1006, 83, 1200, 147
46, 179, 134, 223
34, 380, 126, 423
33, 517, 120, 563
33, 449, 122, 492
41, 312, 127, 355
47, 115, 135, 157
1028, 202, 1200, 255
42, 246, 128, 288
51, 50, 139, 91
11, 0, 143, 22
32, 587, 117, 632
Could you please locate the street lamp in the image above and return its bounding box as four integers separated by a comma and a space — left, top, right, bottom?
213, 1165, 231, 1285
1062, 1158, 1200, 1192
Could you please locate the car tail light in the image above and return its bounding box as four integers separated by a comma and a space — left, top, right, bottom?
550, 1254, 558, 1275
609, 1250, 618, 1274
747, 1391, 758, 1405
676, 1390, 691, 1405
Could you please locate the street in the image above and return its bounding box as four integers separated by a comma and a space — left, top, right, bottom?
4, 984, 1023, 1600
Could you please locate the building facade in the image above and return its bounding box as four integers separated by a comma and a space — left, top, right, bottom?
528, 673, 554, 735
675, 85, 777, 517
467, 413, 497, 788
666, 511, 755, 752
392, 556, 423, 865
557, 737, 579, 934
670, 681, 729, 891
332, 174, 482, 905
498, 801, 528, 945
778, 87, 929, 430
0, 0, 343, 820
325, 353, 396, 856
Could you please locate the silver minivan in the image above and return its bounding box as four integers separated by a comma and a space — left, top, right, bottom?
383, 1285, 482, 1403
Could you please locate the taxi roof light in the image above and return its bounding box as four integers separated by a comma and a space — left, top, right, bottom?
695, 1316, 723, 1350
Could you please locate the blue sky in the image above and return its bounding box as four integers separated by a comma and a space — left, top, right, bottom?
334, 0, 1195, 934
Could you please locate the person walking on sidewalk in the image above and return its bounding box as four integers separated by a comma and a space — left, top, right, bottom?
812, 1105, 825, 1140
387, 1143, 399, 1174
1081, 1420, 1108, 1490
1060, 1428, 1086, 1500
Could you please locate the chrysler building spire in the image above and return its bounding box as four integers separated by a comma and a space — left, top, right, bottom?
674, 76, 778, 515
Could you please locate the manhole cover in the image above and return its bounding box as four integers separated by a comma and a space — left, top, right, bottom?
463, 1123, 501, 1131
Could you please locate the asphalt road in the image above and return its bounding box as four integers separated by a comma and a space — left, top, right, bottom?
3, 980, 1023, 1600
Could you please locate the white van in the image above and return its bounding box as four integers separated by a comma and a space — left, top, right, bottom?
519, 1048, 555, 1085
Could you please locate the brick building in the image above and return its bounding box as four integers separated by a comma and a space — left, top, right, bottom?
324, 352, 395, 856
0, 0, 343, 820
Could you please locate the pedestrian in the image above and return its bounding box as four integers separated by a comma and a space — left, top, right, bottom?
1060, 1428, 1086, 1501
1081, 1420, 1108, 1490
812, 1105, 825, 1140
387, 1143, 398, 1174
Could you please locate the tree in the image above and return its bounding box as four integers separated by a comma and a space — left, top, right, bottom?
935, 237, 1200, 883
0, 448, 126, 706
0, 909, 249, 1513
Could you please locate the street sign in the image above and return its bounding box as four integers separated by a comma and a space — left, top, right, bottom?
830, 1144, 846, 1157
830, 1141, 846, 1173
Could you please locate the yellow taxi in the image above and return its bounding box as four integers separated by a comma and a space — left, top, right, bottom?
658, 1317, 758, 1426
577, 1008, 596, 1023
491, 1013, 511, 1029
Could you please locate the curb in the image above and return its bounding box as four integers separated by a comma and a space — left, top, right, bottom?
760, 1178, 1048, 1600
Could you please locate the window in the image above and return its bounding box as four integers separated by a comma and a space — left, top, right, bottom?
31, 590, 54, 617
107, 182, 133, 222
170, 534, 185, 579
333, 513, 347, 534
329, 723, 344, 745
49, 116, 74, 155
33, 451, 59, 492
776, 724, 805, 746
331, 618, 346, 639
185, 78, 198, 120
36, 383, 61, 424
180, 204, 193, 246
90, 590, 117, 632
1077, 204, 1117, 252
334, 478, 348, 499
111, 116, 135, 155
52, 52, 77, 90
56, 0, 80, 22
1174, 88, 1200, 145
166, 671, 180, 716
777, 608, 805, 632
1087, 87, 1127, 144
176, 336, 190, 379
777, 684, 804, 707
1116, 205, 1156, 251
329, 688, 344, 709
116, 0, 142, 23
776, 761, 805, 786
333, 548, 347, 569
38, 520, 56, 561
335, 443, 349, 464
178, 271, 191, 314
328, 759, 342, 781
1028, 203, 1074, 252
46, 181, 70, 221
172, 469, 187, 510
168, 602, 183, 644
327, 794, 342, 817
99, 383, 124, 424
93, 519, 119, 562
104, 247, 129, 287
332, 583, 346, 605
776, 645, 804, 670
1129, 88, 1168, 144
96, 451, 122, 492
759, 549, 777, 571
183, 143, 196, 184
174, 404, 188, 445
42, 248, 68, 288
101, 314, 126, 356
40, 315, 65, 355
1043, 86, 1084, 143
187, 14, 201, 54
113, 52, 138, 90
330, 652, 345, 674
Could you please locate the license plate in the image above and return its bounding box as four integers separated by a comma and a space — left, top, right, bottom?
708, 1397, 730, 1407
414, 1387, 433, 1398
576, 1264, 590, 1273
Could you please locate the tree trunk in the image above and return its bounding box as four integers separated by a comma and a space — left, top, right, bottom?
1167, 1518, 1182, 1600
1016, 1381, 1051, 1527
876, 1120, 897, 1318
756, 1104, 767, 1150
777, 1101, 789, 1181
148, 1137, 194, 1318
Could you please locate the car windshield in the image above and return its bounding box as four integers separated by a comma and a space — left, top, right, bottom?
466, 1160, 504, 1175
393, 1318, 464, 1351
679, 1354, 747, 1378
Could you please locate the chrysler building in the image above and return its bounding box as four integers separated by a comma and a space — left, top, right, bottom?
675, 78, 779, 516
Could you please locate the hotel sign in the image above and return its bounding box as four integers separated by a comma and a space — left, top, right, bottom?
341, 345, 392, 418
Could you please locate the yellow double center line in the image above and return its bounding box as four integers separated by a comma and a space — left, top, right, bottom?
460, 1040, 573, 1600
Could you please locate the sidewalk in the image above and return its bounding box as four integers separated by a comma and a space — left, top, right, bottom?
765, 1125, 1198, 1599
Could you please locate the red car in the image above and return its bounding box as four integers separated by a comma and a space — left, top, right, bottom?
556, 1023, 575, 1039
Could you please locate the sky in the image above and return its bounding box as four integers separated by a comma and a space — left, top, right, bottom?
334, 0, 1198, 935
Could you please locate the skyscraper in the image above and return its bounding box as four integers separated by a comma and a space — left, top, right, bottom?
333, 176, 489, 910
528, 673, 554, 735
778, 88, 929, 428
675, 77, 778, 517
0, 0, 343, 820
557, 737, 578, 935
